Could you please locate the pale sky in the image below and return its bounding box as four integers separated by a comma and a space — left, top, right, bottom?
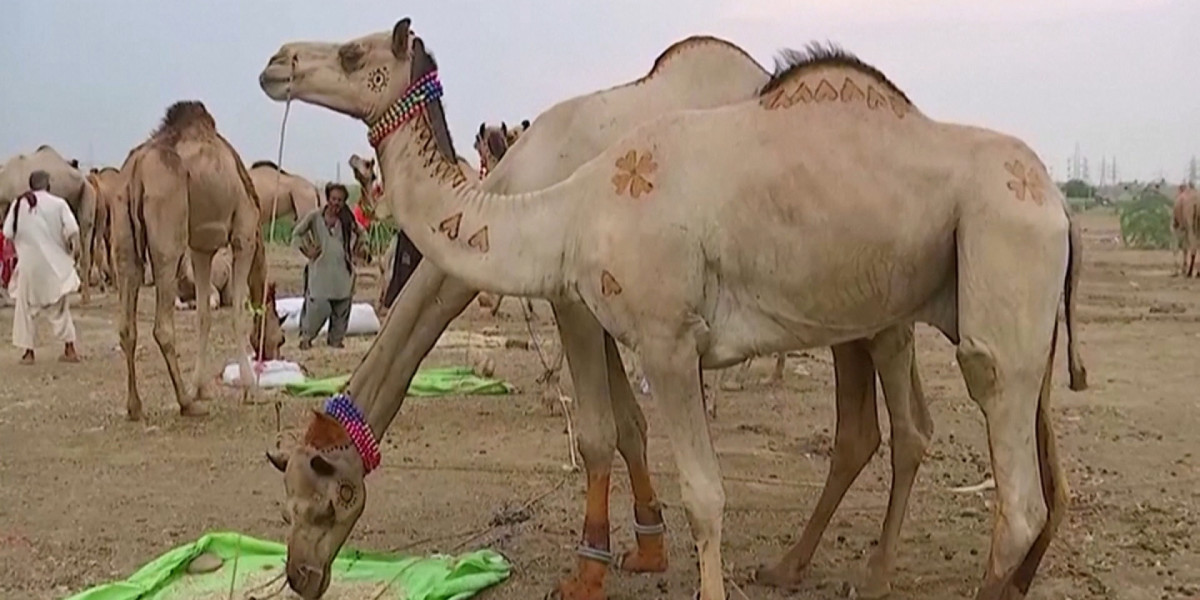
1, 0, 1195, 184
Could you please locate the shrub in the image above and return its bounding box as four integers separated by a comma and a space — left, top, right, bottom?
1118, 190, 1174, 249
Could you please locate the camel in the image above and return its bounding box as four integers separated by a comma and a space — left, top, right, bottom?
176, 246, 234, 309
249, 160, 323, 229
1171, 182, 1199, 277
260, 24, 1087, 600
111, 101, 286, 420
85, 167, 122, 291
0, 145, 97, 303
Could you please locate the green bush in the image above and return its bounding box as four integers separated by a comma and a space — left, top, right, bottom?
1061, 179, 1094, 199
262, 218, 295, 245
1118, 190, 1174, 249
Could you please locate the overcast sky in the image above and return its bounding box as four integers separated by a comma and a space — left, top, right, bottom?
1, 0, 1194, 184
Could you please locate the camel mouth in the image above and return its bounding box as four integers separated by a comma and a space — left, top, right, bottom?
258, 70, 292, 101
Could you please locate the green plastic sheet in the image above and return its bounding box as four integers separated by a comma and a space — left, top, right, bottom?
63, 531, 510, 600
284, 366, 514, 398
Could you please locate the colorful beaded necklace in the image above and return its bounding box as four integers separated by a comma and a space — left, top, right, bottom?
324, 394, 382, 474
367, 71, 443, 149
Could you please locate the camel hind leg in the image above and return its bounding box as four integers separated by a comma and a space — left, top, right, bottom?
955, 194, 1068, 599
113, 215, 145, 420
148, 244, 205, 416
188, 249, 217, 401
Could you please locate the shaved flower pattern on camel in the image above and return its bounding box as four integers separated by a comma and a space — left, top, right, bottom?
1005, 159, 1046, 206
612, 150, 657, 199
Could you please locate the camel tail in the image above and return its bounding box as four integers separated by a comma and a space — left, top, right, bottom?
1064, 216, 1087, 391
124, 158, 150, 271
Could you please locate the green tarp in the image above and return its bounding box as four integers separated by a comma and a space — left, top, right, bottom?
63, 531, 510, 600
284, 366, 514, 398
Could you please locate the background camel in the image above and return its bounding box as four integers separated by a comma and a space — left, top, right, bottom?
111, 101, 285, 421
0, 145, 97, 303
263, 22, 1087, 600
85, 167, 121, 292
1172, 182, 1199, 277
249, 160, 323, 229
471, 121, 538, 319
251, 29, 1029, 600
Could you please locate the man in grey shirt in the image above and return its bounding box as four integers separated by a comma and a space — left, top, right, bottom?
292, 183, 363, 349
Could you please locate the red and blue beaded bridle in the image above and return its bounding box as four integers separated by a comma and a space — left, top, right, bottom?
367, 70, 443, 149
324, 394, 381, 474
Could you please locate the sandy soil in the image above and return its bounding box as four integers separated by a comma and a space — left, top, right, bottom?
1, 210, 1198, 600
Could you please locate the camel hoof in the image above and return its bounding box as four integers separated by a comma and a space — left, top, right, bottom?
179, 403, 209, 417
619, 546, 668, 573
126, 409, 143, 422
754, 563, 804, 589
858, 578, 892, 599
548, 576, 606, 600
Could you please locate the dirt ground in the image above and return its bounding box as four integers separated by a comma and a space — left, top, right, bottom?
1, 210, 1198, 600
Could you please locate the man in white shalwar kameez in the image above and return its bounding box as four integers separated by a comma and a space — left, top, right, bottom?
2, 170, 82, 364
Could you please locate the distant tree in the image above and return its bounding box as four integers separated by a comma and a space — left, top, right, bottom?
1061, 179, 1094, 199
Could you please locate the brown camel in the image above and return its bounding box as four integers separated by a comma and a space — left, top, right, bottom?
1, 145, 98, 303
249, 160, 323, 229
111, 100, 286, 420
262, 22, 1090, 600
1172, 182, 1199, 277
85, 167, 121, 291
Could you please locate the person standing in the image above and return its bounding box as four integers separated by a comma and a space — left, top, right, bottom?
2, 170, 82, 364
291, 182, 362, 349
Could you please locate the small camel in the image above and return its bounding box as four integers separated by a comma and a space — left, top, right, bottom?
0, 145, 98, 303
175, 246, 234, 310
1172, 182, 1199, 277
263, 22, 1088, 600
249, 160, 323, 229
111, 101, 286, 420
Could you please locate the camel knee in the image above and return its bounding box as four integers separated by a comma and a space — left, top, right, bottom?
834, 418, 882, 472
576, 425, 619, 469
680, 481, 725, 540
152, 323, 176, 355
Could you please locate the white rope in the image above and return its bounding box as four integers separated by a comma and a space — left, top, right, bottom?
255, 55, 295, 367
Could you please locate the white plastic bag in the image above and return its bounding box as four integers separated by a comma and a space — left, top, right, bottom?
221, 357, 306, 388
273, 296, 381, 336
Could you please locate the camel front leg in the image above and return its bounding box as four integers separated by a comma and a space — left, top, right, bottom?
188, 250, 217, 402
602, 333, 668, 574
757, 341, 879, 588
860, 324, 932, 599
640, 337, 726, 600
550, 301, 620, 600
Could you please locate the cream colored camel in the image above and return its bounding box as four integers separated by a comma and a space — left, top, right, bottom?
176, 246, 234, 310
263, 23, 1090, 600
249, 160, 323, 229
0, 145, 97, 303
111, 101, 286, 420
255, 31, 1000, 600
1172, 182, 1199, 277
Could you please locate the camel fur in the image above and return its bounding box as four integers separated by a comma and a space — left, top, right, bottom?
1172, 182, 1199, 277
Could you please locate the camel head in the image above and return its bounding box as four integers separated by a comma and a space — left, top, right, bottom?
267, 409, 369, 599
347, 154, 382, 216
259, 18, 425, 125
251, 282, 287, 361
473, 122, 512, 173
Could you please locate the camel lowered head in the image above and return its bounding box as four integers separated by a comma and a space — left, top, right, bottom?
267, 409, 368, 599
250, 282, 286, 361
259, 18, 425, 125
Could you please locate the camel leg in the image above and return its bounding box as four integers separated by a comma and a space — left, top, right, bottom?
757, 341, 879, 588
551, 301, 620, 600
76, 181, 97, 305
766, 352, 787, 385
117, 253, 144, 421
860, 324, 933, 598
956, 220, 1065, 600
189, 250, 216, 402
640, 339, 726, 600
227, 239, 258, 401
148, 248, 204, 416
603, 333, 668, 574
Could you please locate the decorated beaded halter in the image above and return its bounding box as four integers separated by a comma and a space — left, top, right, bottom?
324, 394, 382, 474
367, 70, 443, 149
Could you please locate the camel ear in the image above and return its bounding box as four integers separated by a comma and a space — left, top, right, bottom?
521, 119, 530, 129
501, 123, 508, 136
267, 449, 289, 472
478, 122, 485, 138
392, 18, 412, 59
